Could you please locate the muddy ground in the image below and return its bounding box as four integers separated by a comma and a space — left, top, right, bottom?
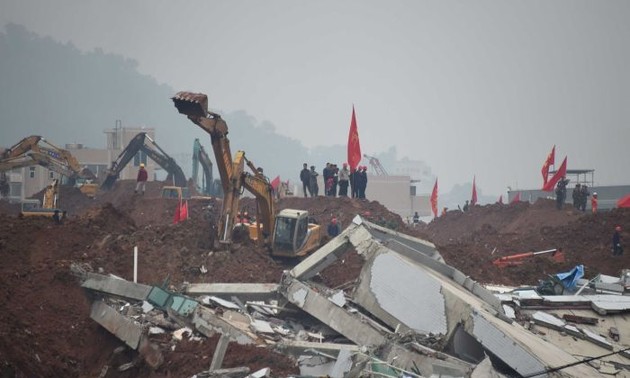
0, 180, 629, 377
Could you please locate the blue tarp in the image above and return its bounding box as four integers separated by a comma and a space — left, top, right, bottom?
555, 265, 585, 290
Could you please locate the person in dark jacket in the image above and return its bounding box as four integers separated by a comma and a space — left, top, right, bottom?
135, 163, 148, 195
555, 177, 569, 210
300, 163, 311, 197
309, 166, 319, 197
613, 226, 623, 256
572, 184, 581, 209
357, 166, 368, 199
327, 217, 341, 237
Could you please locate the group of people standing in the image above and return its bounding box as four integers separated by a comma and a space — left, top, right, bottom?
572, 183, 596, 213
300, 163, 368, 199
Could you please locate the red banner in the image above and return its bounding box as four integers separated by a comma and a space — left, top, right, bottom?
542, 156, 567, 192
471, 176, 478, 205
541, 145, 556, 185
430, 179, 438, 217
270, 175, 281, 190
347, 106, 362, 171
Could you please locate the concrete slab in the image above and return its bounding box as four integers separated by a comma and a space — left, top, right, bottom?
582, 328, 613, 350
184, 283, 280, 301
82, 273, 152, 301
532, 311, 566, 331
192, 306, 257, 345
90, 300, 143, 349
209, 334, 230, 371
281, 275, 386, 348
354, 250, 448, 335
275, 340, 359, 357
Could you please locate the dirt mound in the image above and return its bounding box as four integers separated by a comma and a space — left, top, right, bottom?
413, 200, 630, 286
2, 179, 629, 376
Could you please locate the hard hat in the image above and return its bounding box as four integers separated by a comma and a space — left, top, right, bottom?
140, 163, 145, 168
616, 226, 622, 232
593, 192, 597, 196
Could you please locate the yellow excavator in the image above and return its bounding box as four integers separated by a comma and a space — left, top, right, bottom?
172, 92, 321, 257
0, 136, 97, 198
20, 179, 65, 219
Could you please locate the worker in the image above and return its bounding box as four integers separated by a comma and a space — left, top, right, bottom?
572, 184, 581, 209
555, 177, 570, 210
579, 185, 590, 212
327, 217, 341, 237
591, 192, 598, 214
441, 207, 448, 216
52, 210, 62, 225
357, 166, 368, 199
338, 163, 350, 197
300, 163, 311, 197
412, 211, 420, 225
309, 166, 319, 197
135, 163, 148, 195
462, 200, 470, 212
613, 226, 623, 256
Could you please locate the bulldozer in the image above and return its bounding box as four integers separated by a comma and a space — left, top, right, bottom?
172, 91, 321, 257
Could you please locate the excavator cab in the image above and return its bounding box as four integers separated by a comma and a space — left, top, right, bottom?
272, 209, 321, 258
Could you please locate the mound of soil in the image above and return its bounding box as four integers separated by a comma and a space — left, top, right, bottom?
2, 181, 629, 376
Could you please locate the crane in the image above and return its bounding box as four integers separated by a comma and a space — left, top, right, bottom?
101, 133, 187, 190
363, 153, 388, 175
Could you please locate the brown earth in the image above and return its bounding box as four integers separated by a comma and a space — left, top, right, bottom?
0, 181, 629, 376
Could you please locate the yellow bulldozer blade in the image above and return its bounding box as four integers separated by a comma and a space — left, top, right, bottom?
171, 92, 208, 118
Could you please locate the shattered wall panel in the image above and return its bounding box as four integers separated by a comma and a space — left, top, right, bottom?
354, 251, 448, 335
471, 313, 547, 378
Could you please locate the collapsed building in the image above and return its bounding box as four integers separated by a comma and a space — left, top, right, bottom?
82, 215, 630, 377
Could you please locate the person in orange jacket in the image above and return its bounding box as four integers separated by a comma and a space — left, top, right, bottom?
591, 192, 598, 214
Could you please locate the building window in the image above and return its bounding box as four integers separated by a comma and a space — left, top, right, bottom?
29, 167, 35, 178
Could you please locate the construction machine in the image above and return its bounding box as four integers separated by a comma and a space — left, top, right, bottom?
20, 179, 65, 219
0, 136, 97, 197
172, 92, 321, 257
192, 138, 221, 196
363, 153, 388, 176
101, 133, 187, 190
492, 248, 565, 268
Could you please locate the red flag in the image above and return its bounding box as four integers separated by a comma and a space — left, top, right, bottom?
618, 194, 630, 208
270, 175, 281, 190
541, 145, 556, 185
510, 192, 521, 204
430, 179, 438, 217
180, 201, 189, 220
542, 156, 567, 191
497, 195, 503, 204
173, 202, 181, 224
471, 176, 478, 205
347, 106, 362, 171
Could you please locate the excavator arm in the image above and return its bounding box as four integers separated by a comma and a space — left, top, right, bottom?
101, 133, 186, 190
173, 92, 276, 246
193, 138, 215, 195
2, 135, 42, 159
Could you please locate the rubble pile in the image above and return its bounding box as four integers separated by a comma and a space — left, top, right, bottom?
1, 180, 630, 376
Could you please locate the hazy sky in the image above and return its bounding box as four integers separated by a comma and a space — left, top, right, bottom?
1, 0, 629, 195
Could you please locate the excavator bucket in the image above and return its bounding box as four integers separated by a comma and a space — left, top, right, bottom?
172, 92, 208, 118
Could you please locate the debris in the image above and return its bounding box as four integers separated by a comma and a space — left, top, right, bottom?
562, 314, 598, 325
608, 327, 620, 342
172, 327, 193, 341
